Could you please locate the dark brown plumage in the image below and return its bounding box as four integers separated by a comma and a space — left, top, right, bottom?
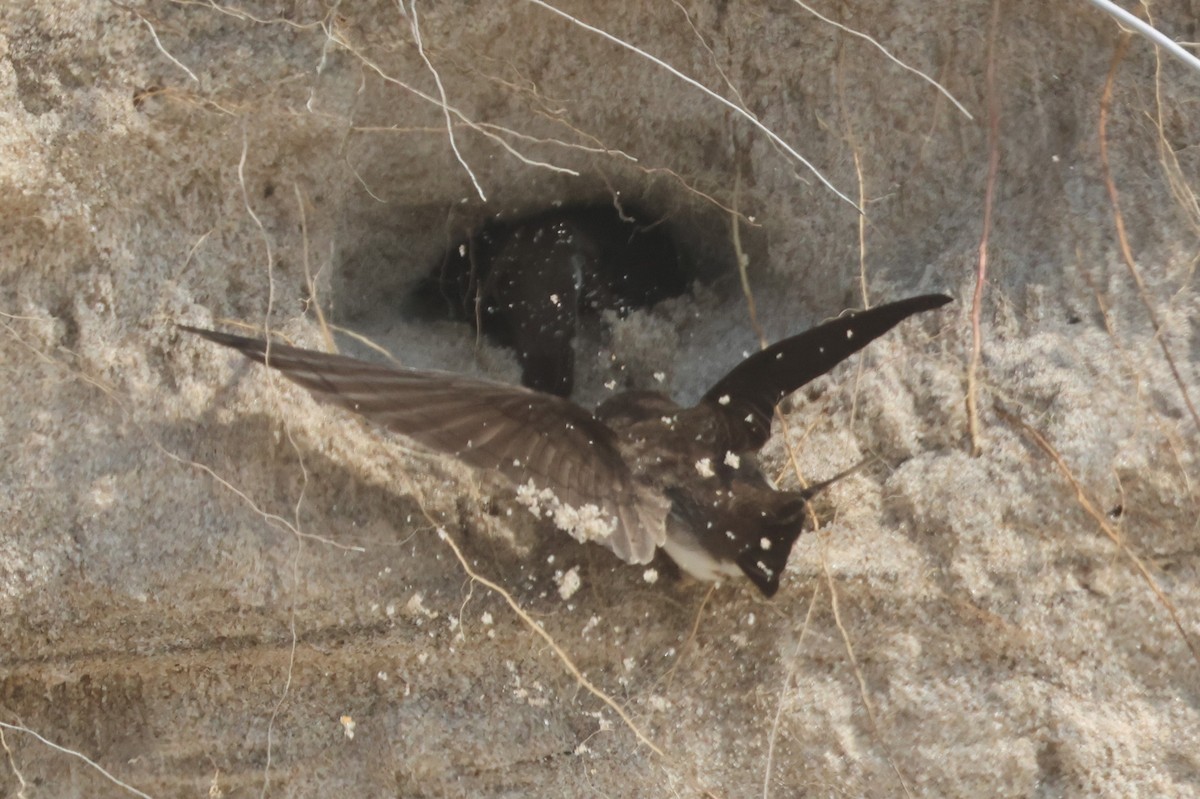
182, 293, 950, 596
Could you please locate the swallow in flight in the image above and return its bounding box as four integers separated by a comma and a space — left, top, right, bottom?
182, 293, 950, 596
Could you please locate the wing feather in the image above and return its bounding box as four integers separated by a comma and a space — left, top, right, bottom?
701, 294, 951, 451
181, 326, 668, 562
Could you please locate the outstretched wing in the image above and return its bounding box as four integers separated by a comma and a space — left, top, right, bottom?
180, 326, 669, 563
701, 294, 952, 451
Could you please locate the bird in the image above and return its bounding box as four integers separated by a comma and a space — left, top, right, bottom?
181, 293, 951, 597
414, 204, 689, 397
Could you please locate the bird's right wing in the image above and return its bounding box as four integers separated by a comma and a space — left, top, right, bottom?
701, 294, 952, 451
181, 327, 669, 563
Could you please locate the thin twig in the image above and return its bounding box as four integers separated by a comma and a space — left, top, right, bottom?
966, 0, 1002, 457
524, 0, 862, 213
1143, 2, 1200, 235
260, 393, 310, 799
259, 541, 301, 799
730, 171, 766, 344
153, 424, 364, 552
133, 10, 200, 83
997, 408, 1200, 668
663, 583, 716, 691
789, 0, 973, 120
848, 149, 869, 428
334, 27, 578, 176
761, 584, 821, 799
293, 183, 336, 353
820, 548, 913, 798
0, 727, 29, 799
730, 175, 910, 797
1097, 34, 1200, 436
434, 528, 720, 798
670, 0, 751, 110
0, 721, 153, 799
406, 0, 487, 201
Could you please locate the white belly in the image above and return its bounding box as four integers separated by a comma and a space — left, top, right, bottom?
661, 528, 743, 582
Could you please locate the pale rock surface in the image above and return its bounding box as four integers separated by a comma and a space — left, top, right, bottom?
1, 2, 1198, 797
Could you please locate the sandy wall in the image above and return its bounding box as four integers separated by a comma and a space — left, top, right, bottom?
1, 1, 1198, 796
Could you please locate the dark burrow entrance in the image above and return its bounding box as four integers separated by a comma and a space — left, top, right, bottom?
411, 202, 694, 396
329, 190, 759, 406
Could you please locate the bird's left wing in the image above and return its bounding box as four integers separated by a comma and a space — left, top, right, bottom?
180, 326, 669, 563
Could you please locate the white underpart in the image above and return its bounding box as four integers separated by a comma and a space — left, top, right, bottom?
661, 531, 742, 582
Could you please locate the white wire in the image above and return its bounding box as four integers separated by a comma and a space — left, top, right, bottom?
1084, 0, 1200, 75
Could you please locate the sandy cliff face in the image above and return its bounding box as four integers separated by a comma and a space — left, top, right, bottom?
1, 2, 1197, 796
